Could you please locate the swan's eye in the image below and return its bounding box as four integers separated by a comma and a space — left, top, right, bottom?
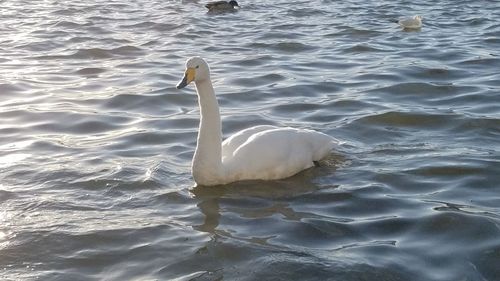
196, 65, 200, 69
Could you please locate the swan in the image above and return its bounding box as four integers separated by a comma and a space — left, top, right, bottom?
398, 15, 423, 29
176, 57, 337, 186
205, 0, 239, 13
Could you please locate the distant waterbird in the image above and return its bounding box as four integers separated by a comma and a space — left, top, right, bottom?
205, 0, 240, 13
397, 15, 423, 29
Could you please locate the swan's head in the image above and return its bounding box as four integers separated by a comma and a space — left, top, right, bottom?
414, 15, 422, 21
176, 57, 210, 89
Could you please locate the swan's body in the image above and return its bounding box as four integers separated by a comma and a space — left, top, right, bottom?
398, 15, 423, 29
176, 57, 336, 186
205, 0, 239, 12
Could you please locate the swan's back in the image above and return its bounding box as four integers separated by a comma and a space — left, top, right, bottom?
224, 127, 335, 182
222, 125, 280, 158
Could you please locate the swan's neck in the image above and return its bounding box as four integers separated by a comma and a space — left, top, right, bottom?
192, 78, 225, 184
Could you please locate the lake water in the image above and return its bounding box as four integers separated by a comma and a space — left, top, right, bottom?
1, 0, 500, 280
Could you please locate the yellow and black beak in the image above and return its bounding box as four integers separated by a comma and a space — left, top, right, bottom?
176, 68, 196, 89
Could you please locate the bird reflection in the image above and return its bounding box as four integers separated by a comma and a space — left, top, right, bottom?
190, 156, 343, 236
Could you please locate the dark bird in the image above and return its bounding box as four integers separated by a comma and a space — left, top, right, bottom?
205, 0, 239, 12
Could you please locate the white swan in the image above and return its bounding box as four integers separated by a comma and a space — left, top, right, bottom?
176, 57, 337, 186
398, 15, 423, 29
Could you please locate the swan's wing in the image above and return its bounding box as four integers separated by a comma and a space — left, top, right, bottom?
222, 125, 279, 158
225, 128, 336, 181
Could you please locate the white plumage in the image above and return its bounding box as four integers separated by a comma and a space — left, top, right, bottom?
176, 57, 337, 186
398, 15, 423, 29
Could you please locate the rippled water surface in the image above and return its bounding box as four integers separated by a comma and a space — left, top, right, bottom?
1, 0, 500, 280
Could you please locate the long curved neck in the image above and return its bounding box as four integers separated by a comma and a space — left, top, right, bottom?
192, 78, 224, 184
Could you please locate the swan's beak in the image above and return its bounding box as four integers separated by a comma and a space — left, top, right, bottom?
176, 68, 195, 89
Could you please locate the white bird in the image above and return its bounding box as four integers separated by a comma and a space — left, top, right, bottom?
176, 57, 337, 186
398, 15, 423, 29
